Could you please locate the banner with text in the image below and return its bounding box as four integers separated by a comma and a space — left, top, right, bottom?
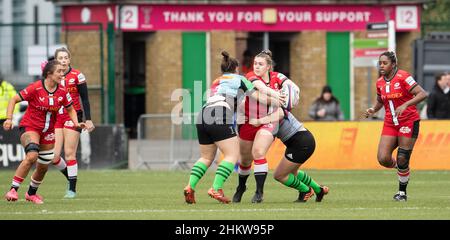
264, 120, 450, 170
0, 125, 128, 170
62, 4, 420, 31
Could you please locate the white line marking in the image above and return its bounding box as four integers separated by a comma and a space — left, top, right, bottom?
1, 207, 450, 215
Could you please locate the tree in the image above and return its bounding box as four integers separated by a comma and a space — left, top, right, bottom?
422, 0, 450, 23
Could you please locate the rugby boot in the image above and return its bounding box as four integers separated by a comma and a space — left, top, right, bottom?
294, 187, 314, 203
208, 188, 230, 204
25, 192, 44, 204
184, 185, 196, 204
393, 191, 407, 201
232, 185, 246, 203
64, 190, 76, 199
5, 188, 18, 202
315, 185, 329, 202
251, 191, 263, 203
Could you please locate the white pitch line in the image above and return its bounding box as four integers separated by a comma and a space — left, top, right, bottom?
1, 207, 450, 215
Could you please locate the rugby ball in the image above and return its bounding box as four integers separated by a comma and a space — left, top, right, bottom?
281, 83, 299, 111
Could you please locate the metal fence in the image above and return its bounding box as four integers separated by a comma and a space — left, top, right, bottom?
136, 113, 201, 170
421, 21, 450, 38
0, 22, 105, 123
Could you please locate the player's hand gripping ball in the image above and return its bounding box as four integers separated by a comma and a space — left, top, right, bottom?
280, 83, 300, 111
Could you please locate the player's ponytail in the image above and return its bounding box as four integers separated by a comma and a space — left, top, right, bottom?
220, 51, 239, 74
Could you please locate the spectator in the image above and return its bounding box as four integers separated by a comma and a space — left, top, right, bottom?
446, 72, 450, 94
426, 72, 450, 119
241, 49, 254, 74
308, 85, 344, 121
0, 71, 19, 125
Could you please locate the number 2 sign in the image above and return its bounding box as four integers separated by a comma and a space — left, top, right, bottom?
116, 5, 138, 29
396, 6, 418, 30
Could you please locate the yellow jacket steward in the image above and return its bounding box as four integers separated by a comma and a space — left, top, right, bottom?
0, 80, 19, 119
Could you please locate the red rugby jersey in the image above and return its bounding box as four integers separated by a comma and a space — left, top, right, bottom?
19, 80, 73, 131
244, 71, 287, 120
376, 69, 420, 125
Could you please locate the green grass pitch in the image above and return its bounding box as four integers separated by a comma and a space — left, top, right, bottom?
1, 169, 450, 220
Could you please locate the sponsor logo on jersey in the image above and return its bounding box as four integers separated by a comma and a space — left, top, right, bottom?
44, 133, 55, 141
67, 86, 78, 92
64, 120, 74, 127
394, 82, 401, 89
400, 126, 411, 134
37, 105, 60, 111
405, 76, 416, 86
78, 73, 86, 83
58, 96, 63, 101
69, 78, 76, 84
66, 93, 72, 102
383, 92, 403, 100
277, 73, 287, 81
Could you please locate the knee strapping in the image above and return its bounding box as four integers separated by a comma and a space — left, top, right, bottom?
37, 149, 54, 165
25, 143, 40, 153
397, 148, 412, 170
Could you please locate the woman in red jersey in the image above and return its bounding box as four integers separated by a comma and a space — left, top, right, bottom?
51, 47, 95, 199
183, 51, 280, 204
233, 50, 298, 203
3, 60, 84, 204
363, 51, 427, 201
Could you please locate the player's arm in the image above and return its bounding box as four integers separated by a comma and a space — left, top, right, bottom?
3, 94, 21, 130
242, 77, 282, 108
249, 90, 282, 108
252, 80, 280, 98
363, 95, 383, 118
395, 84, 428, 117
249, 107, 285, 127
62, 91, 85, 130
405, 84, 428, 107
66, 105, 85, 130
77, 83, 95, 132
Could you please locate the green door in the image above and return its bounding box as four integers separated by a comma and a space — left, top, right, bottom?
326, 32, 350, 120
182, 32, 207, 138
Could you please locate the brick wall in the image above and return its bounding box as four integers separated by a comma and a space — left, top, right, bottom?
63, 31, 105, 124
396, 31, 421, 74
146, 31, 182, 114
210, 31, 237, 81
290, 31, 327, 120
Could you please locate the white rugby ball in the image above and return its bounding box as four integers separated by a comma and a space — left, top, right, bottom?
281, 83, 299, 111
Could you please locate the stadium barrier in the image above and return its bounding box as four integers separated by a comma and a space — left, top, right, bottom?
265, 120, 450, 170
134, 113, 202, 170
132, 118, 450, 170
0, 125, 127, 170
